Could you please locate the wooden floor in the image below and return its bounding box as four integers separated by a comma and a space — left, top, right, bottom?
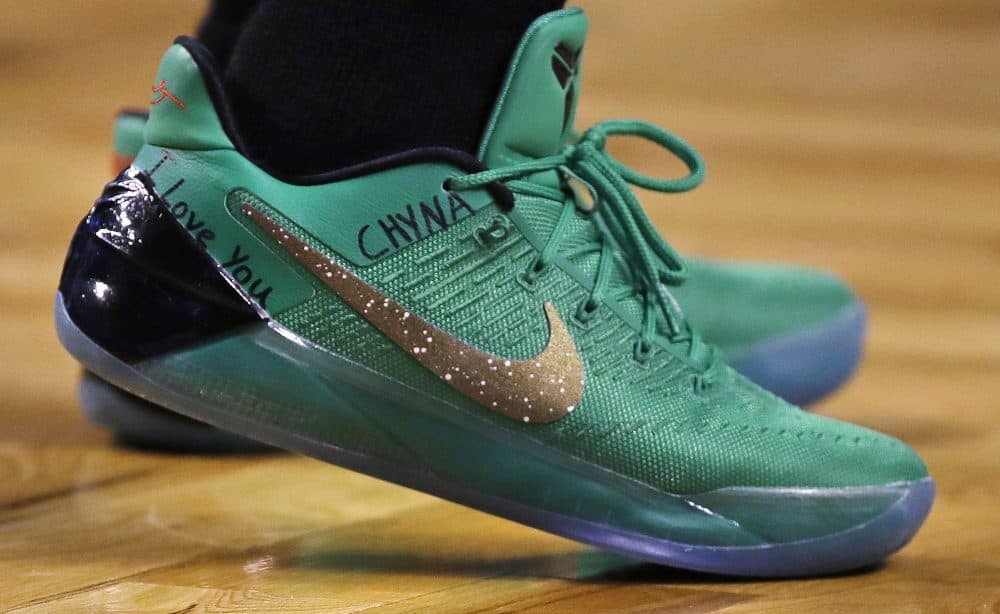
2, 1, 998, 611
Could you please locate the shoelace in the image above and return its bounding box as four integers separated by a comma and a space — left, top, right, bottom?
448, 119, 717, 373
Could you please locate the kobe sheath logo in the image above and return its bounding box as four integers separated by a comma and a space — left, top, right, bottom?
551, 43, 582, 133
241, 202, 585, 424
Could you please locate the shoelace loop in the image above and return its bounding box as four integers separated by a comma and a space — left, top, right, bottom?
450, 119, 715, 372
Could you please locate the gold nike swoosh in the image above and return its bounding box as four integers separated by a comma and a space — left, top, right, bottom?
241, 202, 585, 424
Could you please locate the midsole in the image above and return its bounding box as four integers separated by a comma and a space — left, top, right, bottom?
56, 292, 910, 547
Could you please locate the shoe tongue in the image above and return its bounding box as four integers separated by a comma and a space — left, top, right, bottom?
478, 9, 588, 169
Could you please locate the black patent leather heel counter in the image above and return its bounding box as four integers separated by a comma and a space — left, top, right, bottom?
58, 167, 263, 363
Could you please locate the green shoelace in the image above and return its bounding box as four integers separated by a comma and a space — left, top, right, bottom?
449, 120, 716, 373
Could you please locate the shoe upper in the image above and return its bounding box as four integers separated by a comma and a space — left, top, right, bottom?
126, 8, 926, 497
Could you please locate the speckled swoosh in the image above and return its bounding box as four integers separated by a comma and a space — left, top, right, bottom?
242, 202, 584, 424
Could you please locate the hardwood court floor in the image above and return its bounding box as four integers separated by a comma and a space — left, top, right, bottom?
1, 1, 998, 611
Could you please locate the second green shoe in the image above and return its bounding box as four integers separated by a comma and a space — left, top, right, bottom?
60, 9, 928, 576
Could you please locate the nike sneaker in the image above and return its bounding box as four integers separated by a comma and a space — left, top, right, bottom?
110, 112, 866, 406
94, 107, 866, 451
59, 9, 930, 576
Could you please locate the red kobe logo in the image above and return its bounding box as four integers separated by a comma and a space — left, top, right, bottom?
151, 80, 187, 110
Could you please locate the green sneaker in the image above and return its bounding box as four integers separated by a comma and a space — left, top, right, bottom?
109, 112, 865, 407
59, 9, 930, 576
94, 97, 866, 451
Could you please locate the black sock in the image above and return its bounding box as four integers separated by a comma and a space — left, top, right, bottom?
222, 0, 564, 176
195, 0, 259, 68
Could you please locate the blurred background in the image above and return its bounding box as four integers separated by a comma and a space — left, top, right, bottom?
1, 1, 997, 610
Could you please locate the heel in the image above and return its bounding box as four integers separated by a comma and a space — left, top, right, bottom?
57, 166, 262, 363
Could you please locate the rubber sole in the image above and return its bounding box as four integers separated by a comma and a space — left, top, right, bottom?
56, 293, 933, 577
729, 300, 867, 406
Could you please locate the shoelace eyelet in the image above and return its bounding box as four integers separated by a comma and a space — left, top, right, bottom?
692, 374, 713, 396
573, 298, 601, 329
516, 260, 546, 291
633, 339, 654, 364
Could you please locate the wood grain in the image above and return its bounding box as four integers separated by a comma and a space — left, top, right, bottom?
1, 1, 997, 611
